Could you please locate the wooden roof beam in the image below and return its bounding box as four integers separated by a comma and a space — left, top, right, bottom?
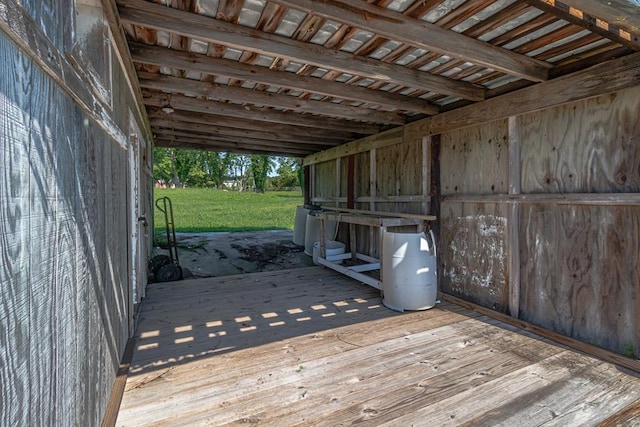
154, 136, 317, 156
155, 139, 314, 156
146, 108, 361, 141
267, 0, 553, 82
138, 72, 408, 125
153, 130, 329, 152
118, 0, 484, 101
129, 43, 440, 115
142, 90, 384, 134
148, 119, 345, 146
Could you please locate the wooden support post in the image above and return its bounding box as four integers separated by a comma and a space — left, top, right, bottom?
303, 165, 311, 206
369, 148, 377, 256
429, 135, 441, 286
507, 116, 521, 319
335, 157, 341, 208
422, 136, 430, 215
347, 155, 355, 209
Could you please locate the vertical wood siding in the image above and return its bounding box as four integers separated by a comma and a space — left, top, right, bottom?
0, 0, 150, 421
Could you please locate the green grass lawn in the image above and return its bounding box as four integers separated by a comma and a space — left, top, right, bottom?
153, 188, 303, 235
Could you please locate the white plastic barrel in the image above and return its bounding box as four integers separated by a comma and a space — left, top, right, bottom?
382, 230, 437, 312
293, 206, 310, 246
304, 212, 337, 256
312, 240, 346, 265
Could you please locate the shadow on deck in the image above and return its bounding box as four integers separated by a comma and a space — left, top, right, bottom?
118, 266, 640, 426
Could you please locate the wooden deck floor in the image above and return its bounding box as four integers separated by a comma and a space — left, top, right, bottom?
117, 267, 640, 426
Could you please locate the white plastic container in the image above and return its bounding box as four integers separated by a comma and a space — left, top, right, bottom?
304, 212, 337, 256
312, 240, 346, 265
382, 230, 437, 312
292, 206, 310, 246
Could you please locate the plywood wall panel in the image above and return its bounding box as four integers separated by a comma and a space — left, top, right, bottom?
520, 87, 640, 194
441, 202, 509, 312
520, 204, 640, 355
313, 160, 337, 200
375, 139, 422, 197
441, 120, 509, 196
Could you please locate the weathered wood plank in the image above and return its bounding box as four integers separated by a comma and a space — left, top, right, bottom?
558, 0, 640, 32
268, 0, 552, 82
0, 33, 32, 427
440, 119, 509, 196
118, 0, 483, 101
441, 192, 640, 205
147, 108, 360, 141
138, 72, 408, 124
149, 118, 341, 146
118, 268, 640, 426
0, 0, 127, 146
304, 127, 403, 165
519, 86, 640, 194
520, 204, 640, 356
143, 90, 381, 134
406, 52, 640, 137
440, 202, 509, 312
507, 116, 521, 319
128, 43, 439, 115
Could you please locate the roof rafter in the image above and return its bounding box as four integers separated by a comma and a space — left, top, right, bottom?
118, 0, 486, 101
266, 0, 553, 82
149, 119, 343, 146
137, 72, 408, 125
146, 108, 361, 141
129, 43, 440, 115
142, 90, 384, 134
156, 138, 315, 156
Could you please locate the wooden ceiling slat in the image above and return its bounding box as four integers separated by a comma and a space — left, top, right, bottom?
129, 42, 441, 114
266, 0, 553, 81
436, 0, 495, 30
555, 0, 640, 33
142, 90, 384, 134
462, 3, 533, 38
118, 0, 487, 100
523, 0, 639, 50
488, 13, 558, 46
534, 33, 608, 62
137, 72, 409, 124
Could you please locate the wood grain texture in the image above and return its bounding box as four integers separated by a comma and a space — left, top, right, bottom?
0, 33, 32, 427
520, 204, 640, 356
0, 2, 145, 423
313, 160, 337, 202
520, 86, 640, 194
440, 119, 509, 196
441, 202, 509, 313
116, 267, 640, 426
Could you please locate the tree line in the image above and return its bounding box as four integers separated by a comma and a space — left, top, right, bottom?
153, 148, 302, 191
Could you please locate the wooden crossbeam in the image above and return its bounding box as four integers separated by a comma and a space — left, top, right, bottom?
118, 0, 485, 101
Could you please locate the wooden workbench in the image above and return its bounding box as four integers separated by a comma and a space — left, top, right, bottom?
315, 209, 437, 289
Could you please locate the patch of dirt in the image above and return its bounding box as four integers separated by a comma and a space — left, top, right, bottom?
153, 230, 314, 278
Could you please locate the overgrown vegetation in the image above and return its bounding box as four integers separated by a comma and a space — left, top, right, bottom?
153, 188, 303, 236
